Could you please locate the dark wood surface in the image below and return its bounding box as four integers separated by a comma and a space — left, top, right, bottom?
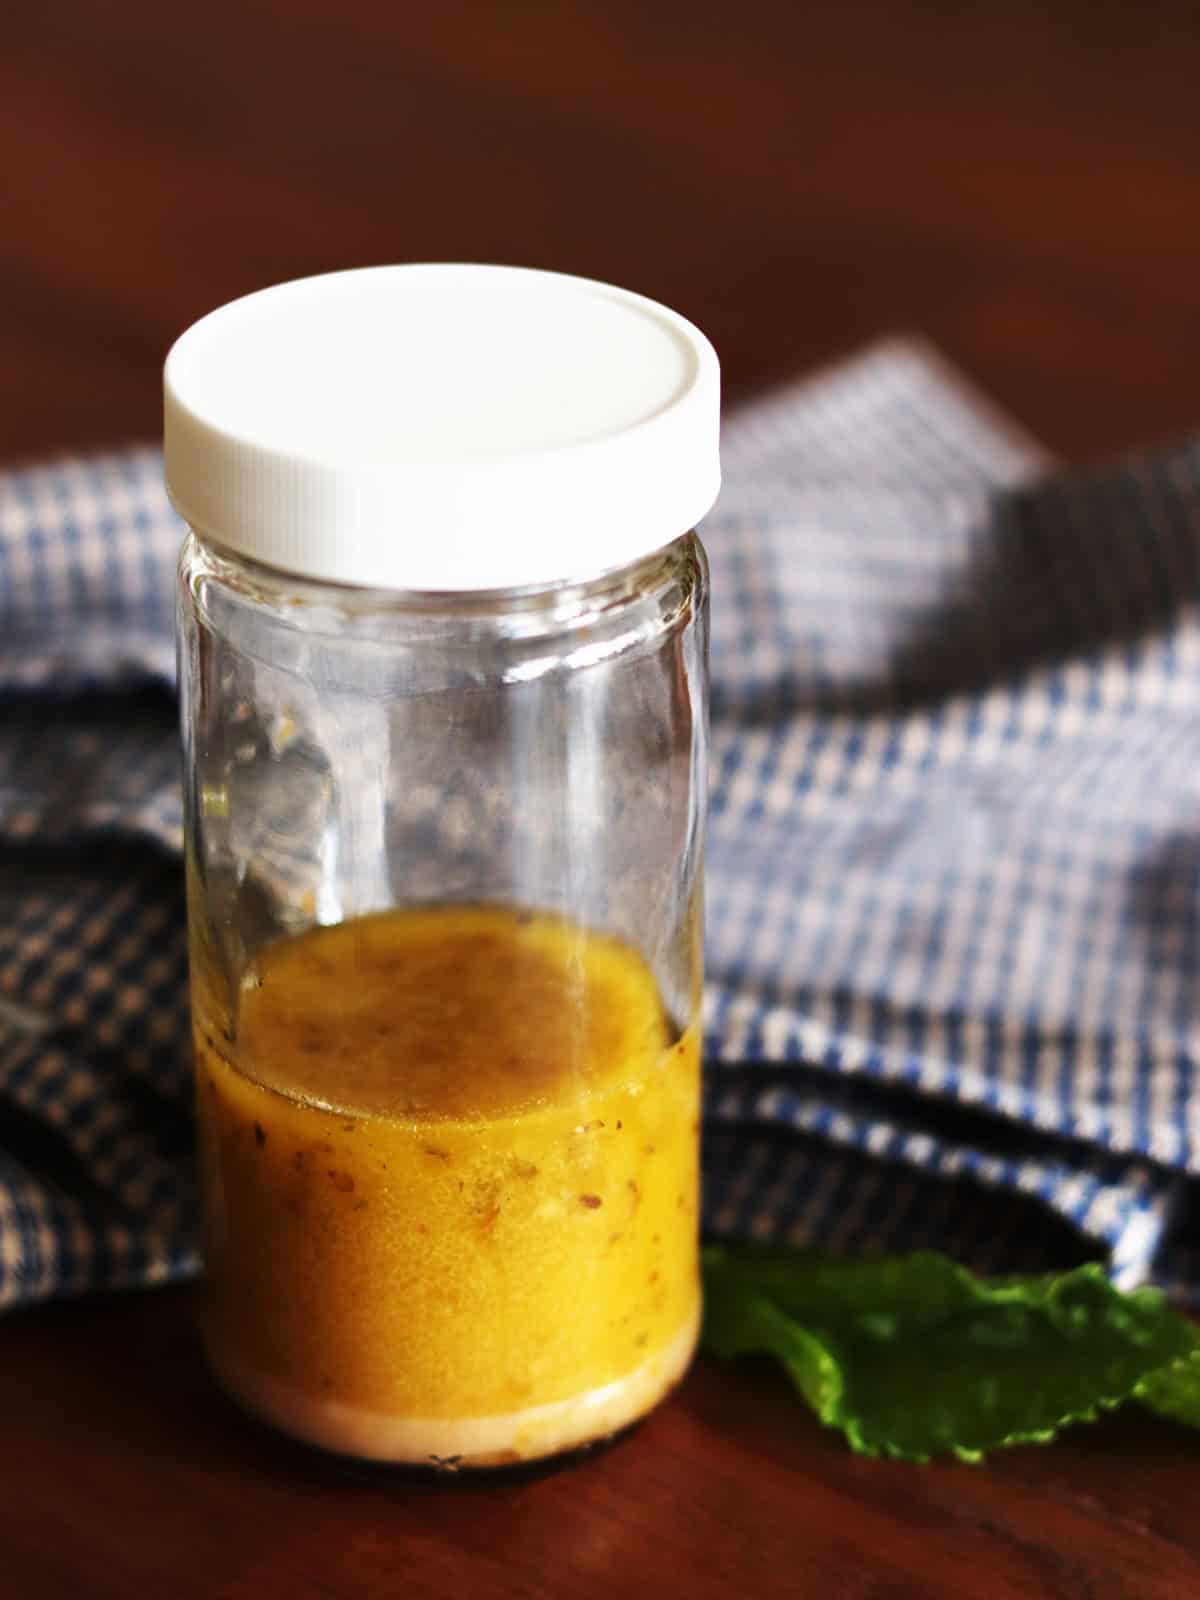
4, 2, 1200, 1595
5, 1286, 1200, 1600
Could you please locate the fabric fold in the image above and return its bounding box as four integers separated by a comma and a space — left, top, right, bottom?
3, 342, 1200, 1309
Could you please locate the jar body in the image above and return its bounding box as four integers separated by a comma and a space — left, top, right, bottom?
178, 531, 709, 1466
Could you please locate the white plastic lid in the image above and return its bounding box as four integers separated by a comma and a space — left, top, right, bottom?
164, 264, 720, 592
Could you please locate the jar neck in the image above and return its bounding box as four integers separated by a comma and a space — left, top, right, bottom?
183, 528, 707, 654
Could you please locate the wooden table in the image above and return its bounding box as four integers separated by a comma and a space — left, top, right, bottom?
3, 2, 1200, 1594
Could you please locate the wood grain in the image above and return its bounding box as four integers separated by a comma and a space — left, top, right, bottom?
4, 1288, 1199, 1600
4, 2, 1200, 1595
4, 0, 1200, 465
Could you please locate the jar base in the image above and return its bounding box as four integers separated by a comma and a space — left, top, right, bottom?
205, 1308, 699, 1469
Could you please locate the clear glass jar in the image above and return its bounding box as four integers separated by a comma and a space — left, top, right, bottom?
167, 266, 719, 1467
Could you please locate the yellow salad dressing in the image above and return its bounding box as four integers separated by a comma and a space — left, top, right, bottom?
193, 905, 701, 1466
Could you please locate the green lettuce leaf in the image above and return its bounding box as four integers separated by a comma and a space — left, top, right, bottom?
701, 1247, 1200, 1461
1137, 1350, 1200, 1428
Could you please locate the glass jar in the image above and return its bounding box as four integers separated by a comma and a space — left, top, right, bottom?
166, 265, 719, 1468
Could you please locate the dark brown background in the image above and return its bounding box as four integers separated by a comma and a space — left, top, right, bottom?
4, 2, 1200, 1596
6, 0, 1200, 468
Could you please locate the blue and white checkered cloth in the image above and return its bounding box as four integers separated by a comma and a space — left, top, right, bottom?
4, 339, 1200, 1312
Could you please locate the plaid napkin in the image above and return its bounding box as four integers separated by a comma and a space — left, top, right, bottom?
3, 340, 1200, 1313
